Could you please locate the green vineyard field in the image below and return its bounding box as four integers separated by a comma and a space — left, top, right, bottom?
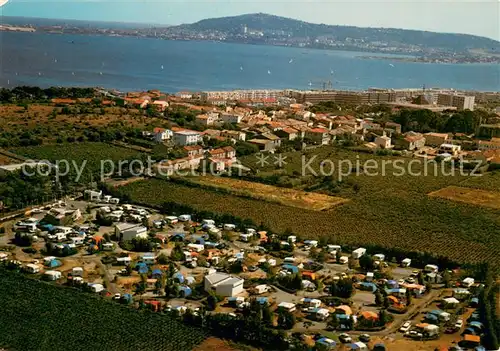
0, 270, 208, 351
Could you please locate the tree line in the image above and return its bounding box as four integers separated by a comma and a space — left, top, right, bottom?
0, 86, 95, 103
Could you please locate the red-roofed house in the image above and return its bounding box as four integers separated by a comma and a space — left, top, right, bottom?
184, 145, 204, 158
124, 97, 150, 108
220, 130, 246, 141
196, 112, 219, 126
152, 100, 169, 111
206, 146, 237, 172
398, 133, 426, 150
305, 128, 331, 145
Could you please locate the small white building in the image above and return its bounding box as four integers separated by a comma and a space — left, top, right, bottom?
102, 243, 114, 251
173, 130, 201, 146
300, 298, 321, 308
314, 308, 330, 321
351, 342, 367, 350
240, 233, 253, 242
44, 270, 62, 281
223, 223, 236, 231
327, 245, 341, 253
302, 280, 316, 291
43, 256, 57, 265
154, 128, 173, 142
72, 267, 84, 277
373, 253, 385, 261
202, 219, 215, 226
401, 258, 412, 267
352, 247, 366, 259
183, 251, 192, 262
304, 240, 318, 247
165, 216, 178, 224
116, 256, 132, 265
254, 284, 270, 294
278, 302, 296, 312
187, 243, 205, 252
25, 263, 40, 274
85, 189, 102, 202
442, 297, 460, 308
462, 277, 475, 288
453, 288, 472, 300
424, 264, 439, 273
204, 272, 244, 297
71, 237, 84, 246
366, 272, 374, 282
208, 227, 221, 237
142, 253, 156, 264
375, 135, 392, 149
439, 143, 461, 156
90, 283, 105, 293
179, 214, 191, 222
339, 256, 349, 264
115, 223, 148, 242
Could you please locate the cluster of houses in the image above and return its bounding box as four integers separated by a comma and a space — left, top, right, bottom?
149, 100, 500, 168
4, 195, 490, 351
155, 143, 239, 175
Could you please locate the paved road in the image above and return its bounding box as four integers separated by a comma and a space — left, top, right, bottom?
96, 258, 119, 294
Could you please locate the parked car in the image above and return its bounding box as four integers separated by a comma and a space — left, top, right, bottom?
400, 321, 412, 333
359, 334, 370, 342
455, 319, 463, 329
248, 266, 258, 272
406, 331, 423, 339
406, 277, 416, 283
339, 333, 352, 343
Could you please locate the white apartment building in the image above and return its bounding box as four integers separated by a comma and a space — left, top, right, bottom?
437, 93, 475, 111
201, 89, 284, 101
173, 131, 201, 146
220, 113, 243, 124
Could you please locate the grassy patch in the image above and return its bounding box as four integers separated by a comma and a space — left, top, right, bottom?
184, 175, 348, 211
429, 186, 500, 210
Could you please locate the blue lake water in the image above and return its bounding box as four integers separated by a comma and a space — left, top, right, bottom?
1, 31, 499, 92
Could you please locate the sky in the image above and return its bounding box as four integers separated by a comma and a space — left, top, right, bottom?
1, 0, 499, 40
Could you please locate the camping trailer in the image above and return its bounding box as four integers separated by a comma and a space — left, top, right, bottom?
352, 247, 366, 259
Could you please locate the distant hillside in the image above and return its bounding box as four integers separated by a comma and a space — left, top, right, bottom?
172, 13, 500, 54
